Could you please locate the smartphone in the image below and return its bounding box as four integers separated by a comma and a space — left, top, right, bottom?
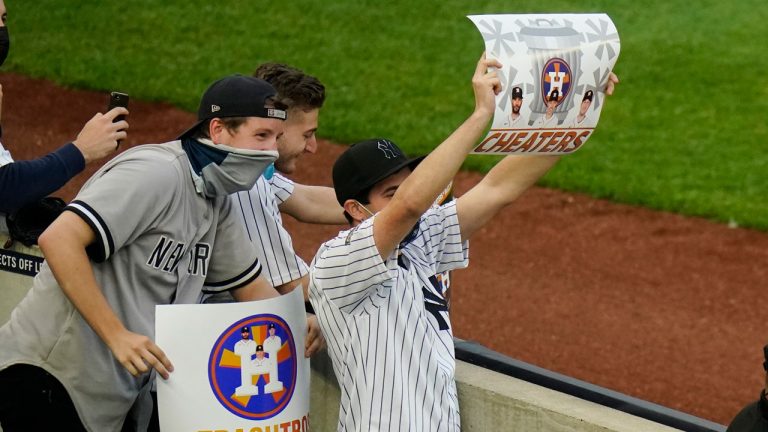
108, 92, 129, 146
108, 91, 129, 123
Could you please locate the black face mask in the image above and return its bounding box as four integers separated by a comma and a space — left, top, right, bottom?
0, 27, 10, 67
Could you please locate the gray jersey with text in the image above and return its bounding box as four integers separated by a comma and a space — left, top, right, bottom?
0, 140, 262, 431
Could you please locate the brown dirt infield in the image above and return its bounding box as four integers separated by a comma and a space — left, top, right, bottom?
2, 71, 765, 426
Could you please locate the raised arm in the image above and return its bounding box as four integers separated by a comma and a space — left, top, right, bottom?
372, 55, 501, 259
0, 107, 129, 213
279, 183, 346, 224
456, 155, 560, 241
38, 211, 173, 379
456, 72, 620, 241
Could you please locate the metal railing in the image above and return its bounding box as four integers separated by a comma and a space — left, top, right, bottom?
455, 339, 726, 432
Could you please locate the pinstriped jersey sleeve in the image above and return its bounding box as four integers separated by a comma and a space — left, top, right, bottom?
420, 200, 469, 274
203, 196, 262, 293
65, 156, 176, 263
311, 217, 392, 313
269, 173, 294, 205
232, 176, 308, 287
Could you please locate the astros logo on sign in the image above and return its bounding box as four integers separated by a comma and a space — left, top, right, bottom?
541, 58, 572, 107
208, 314, 297, 420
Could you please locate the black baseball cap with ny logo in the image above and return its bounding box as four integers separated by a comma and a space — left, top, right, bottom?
332, 138, 423, 205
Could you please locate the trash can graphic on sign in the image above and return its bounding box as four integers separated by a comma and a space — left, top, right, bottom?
519, 19, 583, 125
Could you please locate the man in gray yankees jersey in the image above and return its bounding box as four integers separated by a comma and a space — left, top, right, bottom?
146, 63, 335, 432
0, 75, 296, 432
309, 55, 619, 431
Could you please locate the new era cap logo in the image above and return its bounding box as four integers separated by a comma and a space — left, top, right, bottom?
267, 109, 287, 120
211, 104, 221, 113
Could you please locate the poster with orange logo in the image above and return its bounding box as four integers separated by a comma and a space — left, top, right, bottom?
156, 288, 309, 432
469, 14, 620, 155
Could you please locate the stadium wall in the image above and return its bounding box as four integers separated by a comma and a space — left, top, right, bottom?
0, 233, 722, 431
309, 349, 687, 431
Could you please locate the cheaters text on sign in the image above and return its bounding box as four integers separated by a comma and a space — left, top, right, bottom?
0, 248, 44, 277
474, 129, 592, 154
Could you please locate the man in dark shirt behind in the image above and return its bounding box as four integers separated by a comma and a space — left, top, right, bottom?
727, 344, 768, 431
0, 0, 128, 215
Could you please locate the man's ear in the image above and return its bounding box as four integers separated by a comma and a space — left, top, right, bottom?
343, 199, 366, 225
208, 118, 225, 144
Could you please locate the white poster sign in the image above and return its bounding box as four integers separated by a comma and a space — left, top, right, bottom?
156, 288, 309, 432
469, 14, 621, 155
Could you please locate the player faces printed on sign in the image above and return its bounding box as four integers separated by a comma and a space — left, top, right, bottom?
156, 288, 309, 432
469, 14, 620, 155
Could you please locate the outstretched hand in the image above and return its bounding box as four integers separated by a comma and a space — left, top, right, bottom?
107, 328, 174, 379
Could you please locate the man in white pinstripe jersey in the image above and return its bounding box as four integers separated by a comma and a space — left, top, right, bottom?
309, 55, 619, 431
207, 63, 343, 357
242, 63, 344, 300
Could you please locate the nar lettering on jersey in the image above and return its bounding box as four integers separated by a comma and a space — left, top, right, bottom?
208, 314, 298, 421
146, 235, 211, 276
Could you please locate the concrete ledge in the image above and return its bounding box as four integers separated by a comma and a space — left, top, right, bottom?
308, 349, 342, 430
308, 349, 682, 431
455, 340, 724, 432
456, 360, 679, 431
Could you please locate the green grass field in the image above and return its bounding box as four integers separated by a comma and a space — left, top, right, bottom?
6, 1, 768, 228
